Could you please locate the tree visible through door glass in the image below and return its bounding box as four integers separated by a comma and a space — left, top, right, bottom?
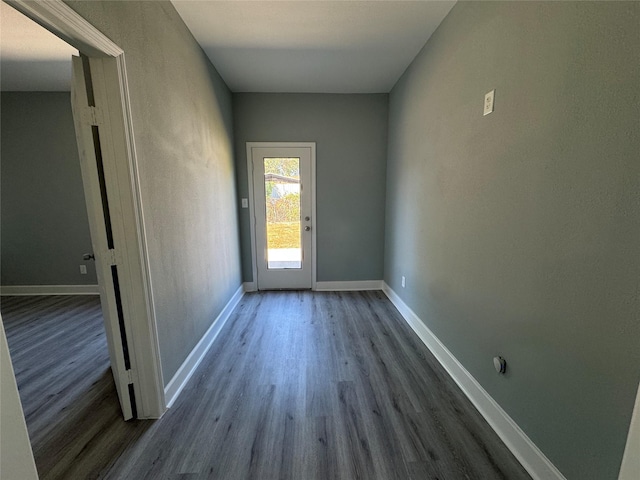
264, 158, 301, 269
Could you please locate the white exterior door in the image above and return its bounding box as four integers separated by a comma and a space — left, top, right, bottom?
71, 55, 136, 420
249, 144, 315, 290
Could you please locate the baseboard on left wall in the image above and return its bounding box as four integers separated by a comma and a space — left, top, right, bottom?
0, 285, 100, 296
164, 285, 244, 408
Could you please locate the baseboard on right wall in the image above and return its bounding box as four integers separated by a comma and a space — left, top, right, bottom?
382, 282, 567, 480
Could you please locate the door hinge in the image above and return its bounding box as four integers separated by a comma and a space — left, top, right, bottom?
125, 369, 134, 384
83, 106, 103, 126
107, 249, 118, 266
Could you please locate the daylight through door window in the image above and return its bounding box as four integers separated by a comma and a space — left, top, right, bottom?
264, 157, 302, 269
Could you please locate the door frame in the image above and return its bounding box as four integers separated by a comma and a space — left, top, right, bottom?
618, 380, 640, 479
246, 142, 317, 291
7, 0, 165, 418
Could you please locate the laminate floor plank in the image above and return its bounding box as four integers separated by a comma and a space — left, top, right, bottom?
2, 291, 531, 479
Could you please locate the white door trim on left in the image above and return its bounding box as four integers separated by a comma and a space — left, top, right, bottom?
7, 0, 165, 419
0, 316, 39, 480
618, 381, 640, 480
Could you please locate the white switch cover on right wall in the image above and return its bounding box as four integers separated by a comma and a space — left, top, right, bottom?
484, 89, 495, 116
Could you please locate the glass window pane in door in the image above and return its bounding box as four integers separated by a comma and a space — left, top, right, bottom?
264, 157, 302, 269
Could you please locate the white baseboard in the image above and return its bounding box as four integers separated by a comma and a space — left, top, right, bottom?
0, 285, 100, 296
315, 280, 383, 291
244, 280, 382, 292
619, 382, 640, 480
164, 285, 244, 408
382, 282, 566, 480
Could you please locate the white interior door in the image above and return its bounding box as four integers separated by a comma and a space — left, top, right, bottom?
250, 144, 315, 290
70, 55, 135, 420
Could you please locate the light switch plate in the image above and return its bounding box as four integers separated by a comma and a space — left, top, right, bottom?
241, 198, 248, 208
484, 89, 495, 116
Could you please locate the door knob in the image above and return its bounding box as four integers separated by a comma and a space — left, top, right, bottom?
304, 226, 311, 231
83, 253, 95, 261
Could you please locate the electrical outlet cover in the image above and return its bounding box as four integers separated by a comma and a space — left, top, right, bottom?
484, 89, 495, 116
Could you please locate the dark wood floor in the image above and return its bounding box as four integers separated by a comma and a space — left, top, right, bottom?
1, 295, 150, 480
2, 291, 531, 480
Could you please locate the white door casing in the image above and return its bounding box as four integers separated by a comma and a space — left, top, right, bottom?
618, 381, 640, 480
8, 0, 165, 419
247, 143, 316, 290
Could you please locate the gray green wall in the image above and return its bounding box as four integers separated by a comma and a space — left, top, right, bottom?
233, 93, 388, 283
384, 2, 640, 479
1, 92, 97, 286
66, 1, 242, 384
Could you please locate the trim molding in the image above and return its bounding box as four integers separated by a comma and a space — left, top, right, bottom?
315, 280, 383, 291
0, 285, 100, 296
618, 381, 640, 480
7, 0, 122, 57
382, 282, 566, 480
243, 282, 257, 292
164, 286, 244, 408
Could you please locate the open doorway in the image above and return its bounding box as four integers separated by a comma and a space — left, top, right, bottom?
0, 1, 161, 474
0, 2, 124, 473
1, 2, 164, 473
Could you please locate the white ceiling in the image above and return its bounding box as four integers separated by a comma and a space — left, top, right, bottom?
172, 0, 455, 93
0, 1, 455, 93
0, 2, 77, 91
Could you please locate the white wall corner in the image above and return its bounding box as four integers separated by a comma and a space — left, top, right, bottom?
381, 282, 567, 480
0, 285, 100, 296
314, 280, 383, 291
164, 285, 244, 408
618, 381, 640, 480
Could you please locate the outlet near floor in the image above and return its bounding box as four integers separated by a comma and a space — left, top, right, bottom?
401, 275, 406, 288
